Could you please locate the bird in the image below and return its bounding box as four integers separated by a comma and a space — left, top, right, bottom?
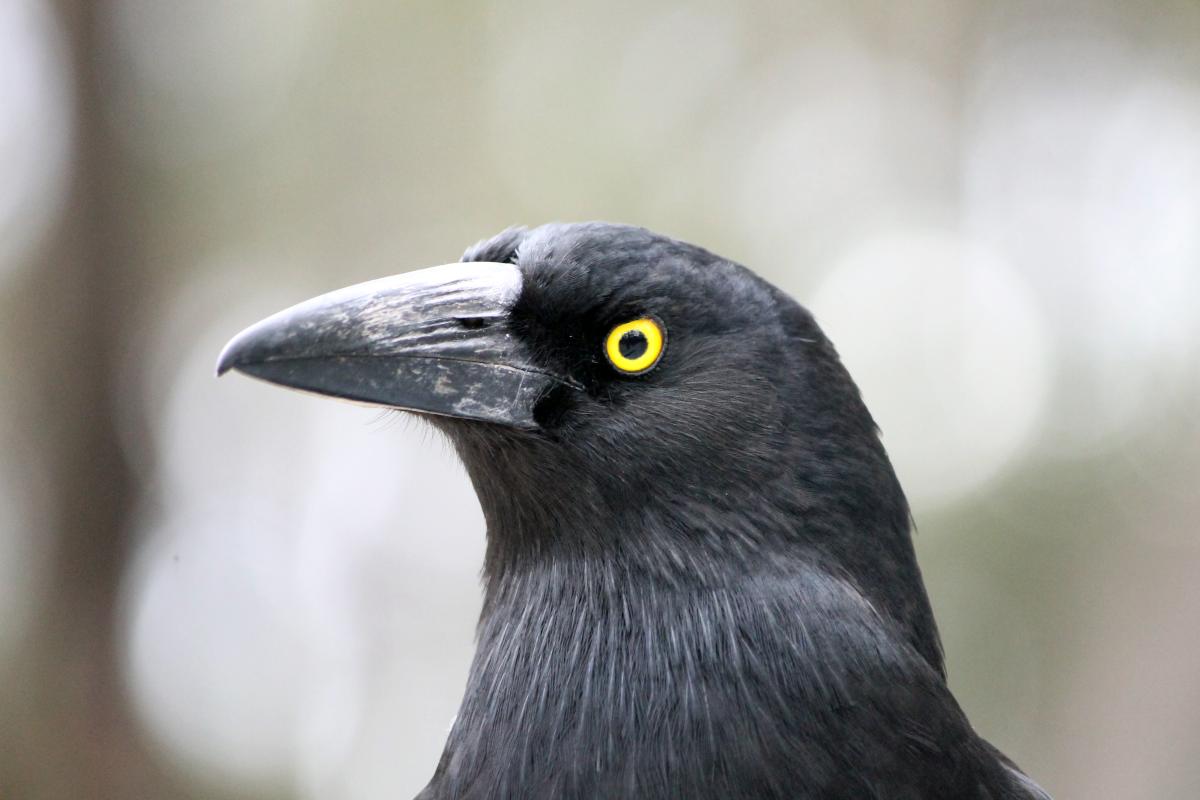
217, 222, 1050, 799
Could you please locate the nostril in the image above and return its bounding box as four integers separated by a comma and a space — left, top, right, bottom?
457, 317, 491, 330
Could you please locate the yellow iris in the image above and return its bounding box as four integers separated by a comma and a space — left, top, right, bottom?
604, 317, 665, 375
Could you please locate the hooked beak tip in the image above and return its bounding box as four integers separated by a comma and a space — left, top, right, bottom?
214, 336, 242, 378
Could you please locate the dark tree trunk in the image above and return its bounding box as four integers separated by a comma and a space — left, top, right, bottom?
0, 3, 189, 798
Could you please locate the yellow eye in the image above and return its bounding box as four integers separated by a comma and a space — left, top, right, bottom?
604, 317, 666, 375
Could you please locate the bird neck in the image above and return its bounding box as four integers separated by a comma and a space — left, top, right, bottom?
458, 434, 945, 679
428, 427, 948, 796
449, 421, 945, 680
434, 555, 873, 797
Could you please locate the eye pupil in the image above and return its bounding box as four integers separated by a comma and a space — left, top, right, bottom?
618, 330, 648, 360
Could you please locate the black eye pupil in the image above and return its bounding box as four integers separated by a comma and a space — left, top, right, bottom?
618, 330, 648, 360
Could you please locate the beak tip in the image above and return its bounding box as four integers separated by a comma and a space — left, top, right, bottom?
215, 330, 251, 377
215, 352, 235, 378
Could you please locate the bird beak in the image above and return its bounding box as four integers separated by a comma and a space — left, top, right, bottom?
216, 261, 565, 428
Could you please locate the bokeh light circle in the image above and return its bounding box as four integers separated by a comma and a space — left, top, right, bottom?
811, 230, 1051, 511
964, 36, 1200, 454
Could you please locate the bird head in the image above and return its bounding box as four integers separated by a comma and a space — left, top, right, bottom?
218, 223, 925, 640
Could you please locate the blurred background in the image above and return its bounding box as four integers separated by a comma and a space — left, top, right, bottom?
1, 0, 1198, 797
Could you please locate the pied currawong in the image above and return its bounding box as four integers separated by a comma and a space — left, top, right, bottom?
218, 222, 1051, 800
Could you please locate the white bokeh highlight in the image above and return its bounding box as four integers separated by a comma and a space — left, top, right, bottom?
0, 0, 71, 283
964, 34, 1200, 454
811, 231, 1051, 510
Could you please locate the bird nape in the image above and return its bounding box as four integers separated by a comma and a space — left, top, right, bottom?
217, 222, 1050, 800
